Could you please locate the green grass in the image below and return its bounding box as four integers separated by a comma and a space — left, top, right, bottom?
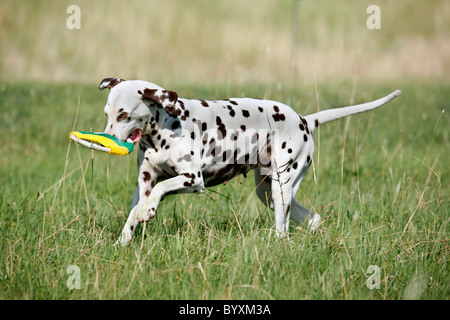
0, 0, 447, 301
0, 80, 448, 299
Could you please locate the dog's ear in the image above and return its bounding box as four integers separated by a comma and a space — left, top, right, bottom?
99, 77, 125, 90
139, 88, 180, 117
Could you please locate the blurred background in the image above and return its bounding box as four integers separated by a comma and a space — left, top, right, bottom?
1, 0, 449, 87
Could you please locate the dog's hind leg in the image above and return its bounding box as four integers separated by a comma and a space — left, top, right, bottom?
255, 167, 292, 237
289, 172, 321, 231
254, 167, 273, 209
254, 167, 320, 233
270, 172, 294, 238
255, 166, 292, 236
290, 199, 321, 231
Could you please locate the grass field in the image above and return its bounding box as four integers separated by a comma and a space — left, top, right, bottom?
0, 0, 448, 300
0, 80, 448, 299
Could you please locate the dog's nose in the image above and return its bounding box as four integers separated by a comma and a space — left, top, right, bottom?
104, 124, 114, 136
104, 130, 117, 138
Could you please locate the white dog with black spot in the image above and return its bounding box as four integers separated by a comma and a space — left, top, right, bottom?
99, 77, 401, 246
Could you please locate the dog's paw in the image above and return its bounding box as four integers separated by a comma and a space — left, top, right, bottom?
114, 232, 132, 247
308, 213, 321, 231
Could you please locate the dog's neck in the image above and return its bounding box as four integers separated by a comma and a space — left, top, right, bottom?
140, 106, 182, 153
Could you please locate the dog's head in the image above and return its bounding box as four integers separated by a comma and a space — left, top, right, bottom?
99, 78, 178, 145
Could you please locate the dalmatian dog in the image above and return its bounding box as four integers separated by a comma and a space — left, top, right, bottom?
99, 77, 401, 246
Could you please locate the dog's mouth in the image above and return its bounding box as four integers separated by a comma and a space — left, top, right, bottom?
126, 128, 142, 145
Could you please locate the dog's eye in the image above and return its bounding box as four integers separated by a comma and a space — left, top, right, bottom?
116, 111, 129, 122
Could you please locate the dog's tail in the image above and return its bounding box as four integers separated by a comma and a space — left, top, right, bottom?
304, 90, 401, 133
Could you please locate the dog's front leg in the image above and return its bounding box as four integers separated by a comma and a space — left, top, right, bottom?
114, 185, 140, 246
136, 173, 204, 222
114, 167, 157, 246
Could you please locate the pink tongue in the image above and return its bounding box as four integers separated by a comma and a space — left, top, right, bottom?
130, 129, 142, 143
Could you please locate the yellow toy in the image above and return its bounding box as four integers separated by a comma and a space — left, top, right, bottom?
68, 131, 134, 156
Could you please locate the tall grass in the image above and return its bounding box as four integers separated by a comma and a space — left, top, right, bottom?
0, 0, 448, 301
0, 81, 447, 299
